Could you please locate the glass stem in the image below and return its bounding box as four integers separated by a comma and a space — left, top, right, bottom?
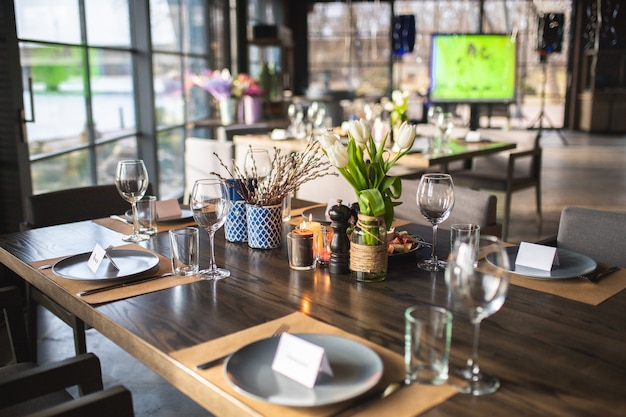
469, 320, 482, 384
131, 201, 140, 235
431, 224, 438, 263
208, 230, 217, 273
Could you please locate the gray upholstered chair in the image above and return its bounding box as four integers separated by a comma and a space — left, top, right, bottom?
395, 179, 502, 238
555, 206, 626, 268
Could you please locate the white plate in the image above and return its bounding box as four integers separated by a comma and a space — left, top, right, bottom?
487, 246, 597, 280
52, 249, 160, 281
225, 333, 383, 407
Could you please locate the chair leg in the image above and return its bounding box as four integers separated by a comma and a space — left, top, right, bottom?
26, 283, 39, 361
535, 184, 543, 234
503, 190, 512, 242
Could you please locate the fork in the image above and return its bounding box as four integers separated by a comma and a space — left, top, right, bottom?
195, 323, 289, 370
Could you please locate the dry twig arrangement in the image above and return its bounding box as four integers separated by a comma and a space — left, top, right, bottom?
212, 140, 336, 206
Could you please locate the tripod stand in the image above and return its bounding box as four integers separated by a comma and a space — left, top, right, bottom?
528, 53, 568, 145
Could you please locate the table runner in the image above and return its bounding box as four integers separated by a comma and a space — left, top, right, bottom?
170, 312, 457, 417
29, 244, 200, 304
93, 216, 197, 235
510, 266, 625, 306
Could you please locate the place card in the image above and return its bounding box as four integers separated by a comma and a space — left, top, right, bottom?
87, 243, 107, 274
515, 242, 559, 271
271, 333, 334, 388
156, 199, 182, 220
465, 131, 481, 142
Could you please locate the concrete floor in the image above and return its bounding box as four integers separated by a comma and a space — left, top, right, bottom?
5, 128, 626, 416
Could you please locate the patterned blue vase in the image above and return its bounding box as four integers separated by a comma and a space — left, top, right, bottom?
246, 204, 283, 249
225, 200, 248, 242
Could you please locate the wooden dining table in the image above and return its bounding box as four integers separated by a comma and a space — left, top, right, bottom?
0, 199, 624, 416
232, 134, 517, 170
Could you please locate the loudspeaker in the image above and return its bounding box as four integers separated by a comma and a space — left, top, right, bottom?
392, 15, 416, 56
537, 13, 564, 54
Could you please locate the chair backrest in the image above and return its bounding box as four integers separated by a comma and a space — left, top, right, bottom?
23, 184, 152, 229
184, 137, 235, 202
395, 179, 501, 236
556, 206, 626, 267
219, 123, 270, 142
472, 129, 541, 177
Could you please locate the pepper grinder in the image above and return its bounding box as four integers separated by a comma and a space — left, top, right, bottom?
328, 200, 352, 275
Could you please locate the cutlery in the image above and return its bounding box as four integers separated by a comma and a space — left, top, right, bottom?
196, 323, 289, 370
110, 214, 134, 226
330, 379, 409, 417
76, 272, 173, 296
578, 266, 620, 284
38, 264, 53, 270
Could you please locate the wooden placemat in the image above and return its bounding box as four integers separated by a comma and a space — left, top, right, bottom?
170, 312, 457, 417
29, 244, 200, 305
93, 217, 197, 235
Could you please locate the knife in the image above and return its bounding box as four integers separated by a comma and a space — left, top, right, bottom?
76, 272, 173, 296
110, 215, 133, 226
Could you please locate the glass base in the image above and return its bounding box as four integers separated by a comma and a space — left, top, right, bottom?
122, 232, 150, 243
452, 366, 501, 396
417, 258, 447, 271
198, 268, 230, 281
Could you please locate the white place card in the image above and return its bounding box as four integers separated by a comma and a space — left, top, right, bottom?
87, 243, 107, 274
465, 131, 481, 142
515, 242, 559, 271
271, 333, 334, 388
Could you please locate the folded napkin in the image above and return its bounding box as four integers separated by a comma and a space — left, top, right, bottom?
29, 244, 200, 304
156, 199, 182, 220
509, 265, 625, 306
170, 312, 457, 417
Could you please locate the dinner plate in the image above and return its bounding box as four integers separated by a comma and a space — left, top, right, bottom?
52, 249, 160, 281
300, 206, 332, 224
487, 246, 597, 280
125, 207, 193, 223
225, 333, 383, 407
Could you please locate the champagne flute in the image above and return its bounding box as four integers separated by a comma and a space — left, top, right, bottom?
115, 160, 149, 242
191, 178, 231, 280
416, 173, 455, 271
445, 235, 510, 395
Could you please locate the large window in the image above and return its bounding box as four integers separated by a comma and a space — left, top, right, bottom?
15, 0, 225, 198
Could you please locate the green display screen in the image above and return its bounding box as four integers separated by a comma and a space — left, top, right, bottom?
429, 34, 517, 103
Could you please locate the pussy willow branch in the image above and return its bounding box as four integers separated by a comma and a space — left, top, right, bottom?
211, 140, 336, 206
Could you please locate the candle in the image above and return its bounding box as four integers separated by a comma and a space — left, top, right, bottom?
301, 216, 323, 261
288, 228, 315, 270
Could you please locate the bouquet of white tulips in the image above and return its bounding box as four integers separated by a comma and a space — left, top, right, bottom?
318, 120, 416, 229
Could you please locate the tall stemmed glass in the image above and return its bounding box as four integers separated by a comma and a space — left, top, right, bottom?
115, 160, 149, 242
244, 148, 272, 181
446, 235, 510, 395
416, 173, 455, 271
190, 178, 231, 280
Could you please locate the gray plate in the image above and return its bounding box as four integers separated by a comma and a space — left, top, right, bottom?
225, 333, 383, 407
300, 206, 331, 224
52, 249, 160, 281
488, 246, 597, 279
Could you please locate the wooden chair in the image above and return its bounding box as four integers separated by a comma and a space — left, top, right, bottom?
448, 129, 542, 241
395, 181, 502, 238
555, 206, 626, 268
0, 287, 134, 417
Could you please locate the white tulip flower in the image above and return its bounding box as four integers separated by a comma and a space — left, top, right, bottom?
349, 120, 370, 148
395, 122, 416, 151
318, 131, 339, 151
327, 140, 349, 168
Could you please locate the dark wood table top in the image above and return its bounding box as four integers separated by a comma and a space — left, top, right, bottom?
0, 207, 624, 416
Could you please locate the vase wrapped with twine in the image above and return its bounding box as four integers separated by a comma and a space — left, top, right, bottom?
350, 213, 388, 282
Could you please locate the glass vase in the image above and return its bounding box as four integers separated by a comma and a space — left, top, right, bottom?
350, 214, 388, 282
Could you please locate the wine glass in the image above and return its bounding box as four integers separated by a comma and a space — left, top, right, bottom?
416, 173, 455, 271
244, 148, 272, 181
445, 235, 510, 395
190, 178, 231, 280
115, 160, 150, 242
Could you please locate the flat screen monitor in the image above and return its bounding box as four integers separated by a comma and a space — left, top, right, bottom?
429, 33, 517, 103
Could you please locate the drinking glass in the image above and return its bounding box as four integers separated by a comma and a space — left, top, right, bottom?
244, 148, 272, 181
445, 235, 510, 395
416, 173, 455, 271
114, 160, 150, 242
190, 178, 231, 280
